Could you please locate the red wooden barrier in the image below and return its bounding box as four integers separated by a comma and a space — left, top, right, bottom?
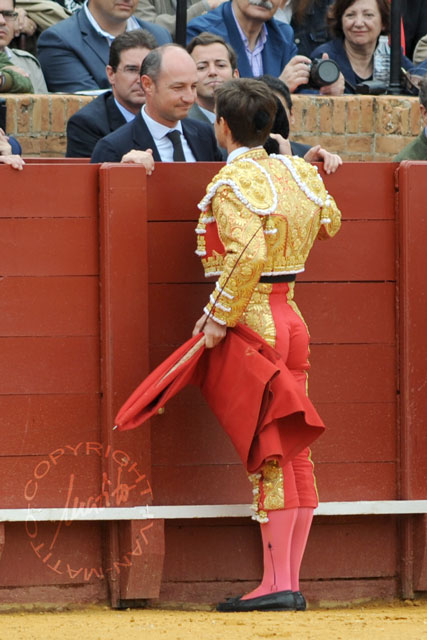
0, 161, 426, 607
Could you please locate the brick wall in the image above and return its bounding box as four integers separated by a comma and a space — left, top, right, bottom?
4, 93, 423, 160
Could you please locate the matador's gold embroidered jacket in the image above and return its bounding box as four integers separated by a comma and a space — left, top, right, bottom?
195, 148, 341, 326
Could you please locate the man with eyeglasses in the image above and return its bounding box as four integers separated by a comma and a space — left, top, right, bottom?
0, 0, 47, 93
66, 29, 155, 157
38, 0, 171, 93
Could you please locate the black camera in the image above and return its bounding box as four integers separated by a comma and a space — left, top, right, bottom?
307, 58, 340, 88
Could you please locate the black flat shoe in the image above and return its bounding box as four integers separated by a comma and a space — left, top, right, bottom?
293, 591, 306, 611
216, 590, 296, 612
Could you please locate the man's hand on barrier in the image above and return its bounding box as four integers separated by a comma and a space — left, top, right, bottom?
0, 155, 25, 170
304, 145, 343, 174
121, 148, 155, 175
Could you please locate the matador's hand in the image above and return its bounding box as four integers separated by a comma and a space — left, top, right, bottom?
192, 313, 226, 349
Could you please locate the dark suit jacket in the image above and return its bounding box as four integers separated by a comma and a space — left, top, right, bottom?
187, 102, 211, 124
402, 0, 427, 60
187, 2, 297, 78
66, 90, 126, 157
91, 111, 223, 163
37, 9, 171, 93
290, 141, 310, 157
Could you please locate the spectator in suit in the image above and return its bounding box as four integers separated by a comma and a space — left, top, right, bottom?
186, 0, 313, 92
134, 0, 228, 38
91, 44, 223, 165
37, 0, 171, 93
186, 31, 239, 125
186, 32, 342, 171
0, 0, 48, 92
66, 28, 156, 157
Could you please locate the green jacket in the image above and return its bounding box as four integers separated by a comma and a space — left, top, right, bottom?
0, 51, 34, 94
395, 130, 427, 162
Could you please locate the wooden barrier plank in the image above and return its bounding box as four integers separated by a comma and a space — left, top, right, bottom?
398, 163, 427, 500
297, 282, 395, 344
0, 455, 101, 509
0, 522, 104, 586
152, 464, 250, 506
316, 461, 397, 500
0, 337, 99, 394
0, 277, 98, 336
302, 219, 395, 281
99, 164, 164, 604
313, 402, 396, 462
145, 163, 395, 222
161, 516, 397, 582
152, 460, 397, 505
321, 162, 395, 220
146, 163, 221, 220
308, 344, 395, 403
150, 397, 396, 466
148, 220, 395, 283
0, 394, 100, 456
148, 282, 395, 345
0, 219, 98, 276
0, 165, 98, 218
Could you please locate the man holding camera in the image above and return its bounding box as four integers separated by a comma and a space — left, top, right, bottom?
186, 0, 343, 94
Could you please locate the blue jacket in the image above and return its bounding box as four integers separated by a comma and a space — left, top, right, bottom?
311, 37, 414, 94
38, 9, 171, 93
187, 1, 297, 78
290, 0, 334, 58
90, 111, 223, 163
9, 136, 22, 155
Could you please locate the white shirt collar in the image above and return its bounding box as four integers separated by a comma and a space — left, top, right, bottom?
227, 146, 250, 163
113, 97, 137, 123
84, 0, 140, 43
198, 104, 216, 123
140, 105, 183, 140
227, 146, 264, 163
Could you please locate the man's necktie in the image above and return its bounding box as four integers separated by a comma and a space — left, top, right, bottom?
166, 130, 186, 162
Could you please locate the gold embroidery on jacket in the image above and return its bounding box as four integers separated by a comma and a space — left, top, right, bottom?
196, 149, 341, 327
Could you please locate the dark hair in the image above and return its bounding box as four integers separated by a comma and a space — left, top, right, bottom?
140, 43, 185, 80
420, 76, 427, 110
215, 78, 277, 147
327, 0, 390, 39
186, 32, 238, 72
258, 75, 293, 113
292, 0, 316, 24
264, 97, 290, 154
109, 29, 157, 70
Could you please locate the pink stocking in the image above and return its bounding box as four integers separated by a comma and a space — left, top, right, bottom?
290, 507, 314, 591
242, 508, 298, 600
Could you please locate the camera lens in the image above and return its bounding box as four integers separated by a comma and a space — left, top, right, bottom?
310, 59, 340, 87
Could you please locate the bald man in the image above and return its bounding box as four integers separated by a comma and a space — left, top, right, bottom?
91, 43, 222, 164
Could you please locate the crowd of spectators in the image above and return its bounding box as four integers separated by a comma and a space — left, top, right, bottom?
0, 0, 426, 169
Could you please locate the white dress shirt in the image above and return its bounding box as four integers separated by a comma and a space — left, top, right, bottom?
140, 106, 196, 162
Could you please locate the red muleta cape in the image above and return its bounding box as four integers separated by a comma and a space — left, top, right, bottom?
114, 324, 325, 474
